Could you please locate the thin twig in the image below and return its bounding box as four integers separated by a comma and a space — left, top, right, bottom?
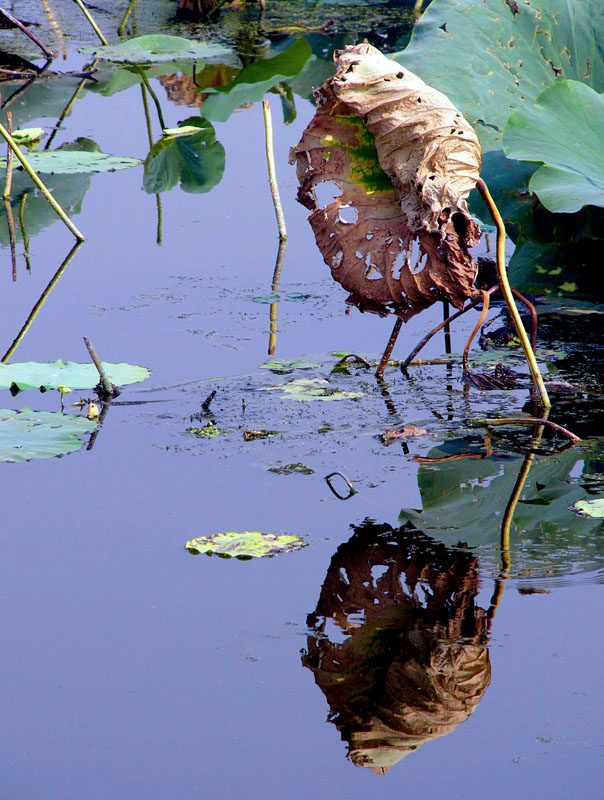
401, 285, 499, 369
325, 472, 357, 500
0, 121, 85, 240
462, 289, 490, 373
72, 0, 109, 45
3, 111, 13, 199
376, 316, 403, 377
262, 99, 287, 241
476, 179, 550, 409
2, 241, 82, 361
477, 416, 580, 443
83, 336, 119, 398
0, 7, 57, 59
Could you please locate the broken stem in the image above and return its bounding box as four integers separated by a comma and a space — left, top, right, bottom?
476, 178, 550, 409
0, 6, 57, 59
376, 316, 403, 378
478, 416, 580, 443
262, 99, 287, 241
72, 0, 109, 45
401, 284, 499, 369
83, 336, 119, 398
0, 121, 85, 240
462, 289, 490, 373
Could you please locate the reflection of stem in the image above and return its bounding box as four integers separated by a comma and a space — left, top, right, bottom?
376, 316, 403, 377
479, 417, 580, 443
40, 0, 66, 58
0, 7, 57, 59
45, 60, 99, 151
401, 284, 498, 369
376, 376, 398, 417
138, 68, 166, 130
18, 193, 31, 271
442, 300, 451, 354
4, 198, 17, 281
86, 399, 111, 451
0, 121, 85, 240
262, 100, 287, 241
462, 289, 490, 373
268, 238, 286, 354
3, 111, 13, 199
141, 82, 163, 244
2, 241, 82, 362
477, 179, 550, 409
1, 60, 51, 110
487, 576, 505, 629
72, 0, 109, 45
415, 436, 492, 463
118, 0, 140, 36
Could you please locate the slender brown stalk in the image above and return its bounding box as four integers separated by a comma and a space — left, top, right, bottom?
83, 336, 118, 398
476, 179, 550, 408
0, 7, 57, 59
462, 289, 490, 372
442, 300, 452, 354
401, 285, 499, 369
376, 316, 403, 377
262, 100, 287, 241
3, 111, 13, 199
511, 287, 537, 353
72, 0, 109, 45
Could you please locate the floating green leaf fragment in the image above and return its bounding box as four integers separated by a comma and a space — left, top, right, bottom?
185, 531, 307, 559
573, 499, 604, 518
187, 422, 225, 438
0, 360, 150, 392
243, 430, 281, 441
0, 150, 141, 175
260, 358, 321, 374
161, 126, 204, 138
268, 463, 314, 475
252, 294, 280, 304
13, 127, 44, 144
0, 408, 96, 463
261, 378, 364, 401
80, 34, 232, 64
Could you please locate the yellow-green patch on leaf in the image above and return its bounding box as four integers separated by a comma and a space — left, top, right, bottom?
186, 531, 307, 559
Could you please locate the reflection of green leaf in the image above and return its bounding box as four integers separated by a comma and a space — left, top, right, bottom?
201, 39, 312, 122
0, 360, 150, 392
81, 34, 232, 64
268, 462, 314, 475
0, 409, 96, 463
399, 439, 604, 578
261, 378, 363, 401
260, 358, 321, 374
13, 128, 44, 144
143, 117, 225, 194
185, 531, 307, 559
573, 499, 604, 519
503, 81, 604, 213
0, 150, 140, 175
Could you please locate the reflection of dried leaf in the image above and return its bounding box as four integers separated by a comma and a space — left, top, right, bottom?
382, 425, 428, 443
159, 65, 239, 107
291, 44, 481, 317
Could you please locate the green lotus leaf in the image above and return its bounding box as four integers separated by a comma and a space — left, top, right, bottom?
0, 360, 150, 392
80, 34, 232, 64
0, 408, 96, 463
185, 531, 307, 559
143, 117, 225, 194
259, 358, 321, 374
200, 39, 312, 122
260, 378, 363, 401
0, 150, 140, 175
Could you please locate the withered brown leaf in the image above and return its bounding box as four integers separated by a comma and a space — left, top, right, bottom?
291, 43, 482, 318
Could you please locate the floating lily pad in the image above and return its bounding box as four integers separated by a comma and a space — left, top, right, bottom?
80, 34, 231, 64
185, 531, 307, 559
12, 127, 44, 144
0, 408, 96, 463
143, 117, 224, 194
260, 378, 364, 402
268, 463, 314, 475
260, 358, 321, 374
187, 422, 225, 438
0, 150, 141, 175
0, 360, 150, 392
573, 499, 604, 519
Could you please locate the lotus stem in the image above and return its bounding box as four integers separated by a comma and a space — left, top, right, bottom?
4, 199, 16, 281
262, 100, 287, 241
3, 111, 13, 199
478, 416, 580, 443
476, 179, 550, 408
72, 0, 109, 45
0, 6, 57, 59
118, 0, 139, 36
18, 193, 31, 271
462, 289, 490, 373
442, 300, 452, 353
268, 238, 287, 354
0, 121, 85, 240
83, 336, 119, 398
376, 316, 403, 377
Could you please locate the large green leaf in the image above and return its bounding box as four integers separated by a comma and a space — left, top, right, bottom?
0, 409, 96, 463
143, 118, 225, 194
398, 0, 604, 151
0, 360, 150, 392
200, 39, 312, 122
185, 531, 307, 559
399, 439, 604, 578
80, 34, 232, 64
0, 150, 141, 175
503, 80, 604, 213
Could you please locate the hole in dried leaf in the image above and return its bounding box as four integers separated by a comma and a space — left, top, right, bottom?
338, 205, 358, 224
314, 182, 340, 208
332, 251, 343, 268
365, 264, 382, 280
392, 250, 407, 280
